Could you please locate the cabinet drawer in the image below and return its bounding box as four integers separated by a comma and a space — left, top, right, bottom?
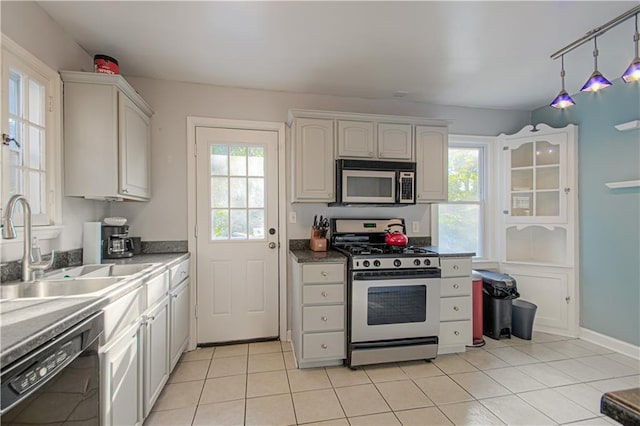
103, 286, 144, 343
302, 263, 344, 284
439, 321, 472, 346
303, 305, 344, 332
440, 296, 472, 321
441, 278, 471, 297
302, 332, 345, 359
147, 271, 169, 307
303, 284, 344, 304
170, 259, 190, 289
440, 258, 472, 277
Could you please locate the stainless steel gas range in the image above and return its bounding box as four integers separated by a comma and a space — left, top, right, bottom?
330, 218, 441, 367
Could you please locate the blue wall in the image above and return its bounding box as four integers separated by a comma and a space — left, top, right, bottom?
532, 80, 640, 346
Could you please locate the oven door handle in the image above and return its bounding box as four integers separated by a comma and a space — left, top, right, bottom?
353, 271, 440, 281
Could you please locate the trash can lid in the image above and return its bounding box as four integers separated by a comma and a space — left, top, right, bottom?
471, 270, 482, 280
476, 270, 517, 288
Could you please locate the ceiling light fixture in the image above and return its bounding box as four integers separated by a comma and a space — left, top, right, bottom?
622, 13, 640, 83
550, 55, 575, 109
580, 37, 612, 92
549, 5, 640, 105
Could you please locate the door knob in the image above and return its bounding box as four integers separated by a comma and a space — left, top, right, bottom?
268, 242, 276, 249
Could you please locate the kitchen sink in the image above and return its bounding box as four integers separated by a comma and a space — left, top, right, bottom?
0, 277, 123, 300
44, 265, 110, 279
45, 263, 156, 279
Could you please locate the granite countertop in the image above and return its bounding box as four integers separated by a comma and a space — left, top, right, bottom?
289, 249, 347, 264
601, 387, 640, 424
0, 252, 189, 369
422, 246, 476, 258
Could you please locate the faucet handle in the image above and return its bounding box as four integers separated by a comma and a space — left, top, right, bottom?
31, 250, 55, 271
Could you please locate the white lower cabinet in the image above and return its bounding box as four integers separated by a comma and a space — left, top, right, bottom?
143, 295, 170, 417
101, 319, 144, 426
170, 278, 190, 370
438, 257, 473, 355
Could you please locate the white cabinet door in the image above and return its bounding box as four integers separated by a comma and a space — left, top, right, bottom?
144, 296, 170, 417
415, 125, 448, 202
170, 278, 190, 370
101, 320, 143, 426
119, 91, 151, 199
378, 123, 413, 160
337, 120, 375, 158
293, 118, 335, 201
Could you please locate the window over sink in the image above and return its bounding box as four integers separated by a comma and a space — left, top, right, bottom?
1, 36, 62, 233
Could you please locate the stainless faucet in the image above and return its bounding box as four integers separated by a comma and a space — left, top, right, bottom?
2, 194, 55, 281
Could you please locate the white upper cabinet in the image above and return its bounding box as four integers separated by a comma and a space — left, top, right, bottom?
337, 120, 375, 158
291, 117, 335, 202
61, 71, 152, 201
415, 125, 448, 202
377, 123, 413, 160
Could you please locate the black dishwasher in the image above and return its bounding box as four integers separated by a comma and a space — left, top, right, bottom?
0, 312, 103, 425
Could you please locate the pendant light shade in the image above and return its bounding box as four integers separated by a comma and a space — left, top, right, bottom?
580, 37, 612, 92
551, 55, 575, 109
622, 14, 640, 82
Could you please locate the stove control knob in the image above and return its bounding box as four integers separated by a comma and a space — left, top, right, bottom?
373, 260, 381, 267
424, 259, 431, 266
393, 259, 402, 267
413, 259, 421, 266
363, 260, 370, 268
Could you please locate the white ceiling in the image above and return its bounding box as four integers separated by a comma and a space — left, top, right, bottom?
38, 1, 638, 111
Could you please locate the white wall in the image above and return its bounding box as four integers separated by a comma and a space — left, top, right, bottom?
1, 1, 108, 261
110, 76, 531, 241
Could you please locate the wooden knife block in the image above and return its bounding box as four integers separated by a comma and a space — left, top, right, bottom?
309, 230, 327, 252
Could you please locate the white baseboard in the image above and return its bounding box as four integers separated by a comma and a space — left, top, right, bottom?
580, 327, 640, 360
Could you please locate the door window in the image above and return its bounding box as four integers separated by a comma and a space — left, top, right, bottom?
209, 144, 265, 240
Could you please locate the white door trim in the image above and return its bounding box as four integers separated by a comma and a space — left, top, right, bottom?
186, 116, 287, 350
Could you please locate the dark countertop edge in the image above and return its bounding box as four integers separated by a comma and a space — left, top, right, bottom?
601, 387, 640, 425
422, 246, 476, 257
289, 249, 347, 264
0, 252, 190, 369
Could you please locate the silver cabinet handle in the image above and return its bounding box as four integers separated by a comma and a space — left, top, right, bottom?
453, 284, 459, 289
453, 265, 459, 270
453, 306, 459, 311
121, 188, 129, 193
454, 331, 460, 336
172, 294, 178, 299
321, 291, 328, 297
321, 344, 328, 349
321, 316, 328, 322
268, 242, 276, 249
321, 271, 328, 277
180, 270, 187, 276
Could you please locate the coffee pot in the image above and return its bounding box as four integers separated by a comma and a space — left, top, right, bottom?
102, 224, 134, 259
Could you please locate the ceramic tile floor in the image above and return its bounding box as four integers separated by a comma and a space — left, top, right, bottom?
144, 333, 639, 426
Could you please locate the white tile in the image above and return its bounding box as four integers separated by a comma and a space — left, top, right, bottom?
547, 359, 611, 382
169, 359, 210, 383
484, 367, 546, 393
284, 350, 296, 369
200, 375, 246, 404
302, 419, 349, 426
144, 406, 196, 426
192, 400, 245, 426
397, 360, 445, 378
249, 340, 284, 355
287, 368, 332, 392
208, 355, 248, 378
555, 383, 606, 415
153, 380, 204, 411
213, 343, 248, 358
438, 401, 505, 425
588, 377, 639, 393
348, 412, 401, 425
432, 354, 478, 374
483, 337, 512, 349
543, 341, 597, 358
334, 384, 391, 417
563, 416, 619, 425
480, 395, 554, 426
325, 366, 371, 387
180, 347, 215, 362
531, 332, 570, 343
413, 375, 474, 405
516, 363, 579, 388
291, 388, 345, 424
248, 352, 285, 373
512, 343, 568, 362
281, 340, 293, 352
487, 347, 539, 366
449, 371, 511, 399
364, 363, 409, 382
570, 339, 614, 355
394, 407, 453, 425
459, 349, 510, 370
577, 355, 640, 377
518, 389, 595, 424
245, 393, 296, 426
375, 380, 434, 410
247, 370, 290, 398
604, 353, 640, 369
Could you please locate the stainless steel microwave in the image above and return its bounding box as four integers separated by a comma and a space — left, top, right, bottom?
331, 160, 416, 206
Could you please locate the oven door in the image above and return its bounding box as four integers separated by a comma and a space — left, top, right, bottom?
342, 170, 396, 204
351, 272, 440, 343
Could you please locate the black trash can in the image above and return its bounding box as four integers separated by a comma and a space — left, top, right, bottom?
512, 299, 537, 340
477, 270, 519, 340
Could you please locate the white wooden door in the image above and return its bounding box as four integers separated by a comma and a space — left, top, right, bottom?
118, 91, 151, 199
337, 120, 375, 158
415, 125, 448, 202
144, 297, 170, 417
170, 279, 190, 369
196, 127, 279, 343
377, 123, 413, 160
293, 118, 335, 201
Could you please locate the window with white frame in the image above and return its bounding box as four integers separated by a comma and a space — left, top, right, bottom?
434, 138, 492, 258
1, 37, 61, 229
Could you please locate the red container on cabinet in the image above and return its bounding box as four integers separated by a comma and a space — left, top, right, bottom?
472, 272, 484, 345
94, 55, 119, 75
